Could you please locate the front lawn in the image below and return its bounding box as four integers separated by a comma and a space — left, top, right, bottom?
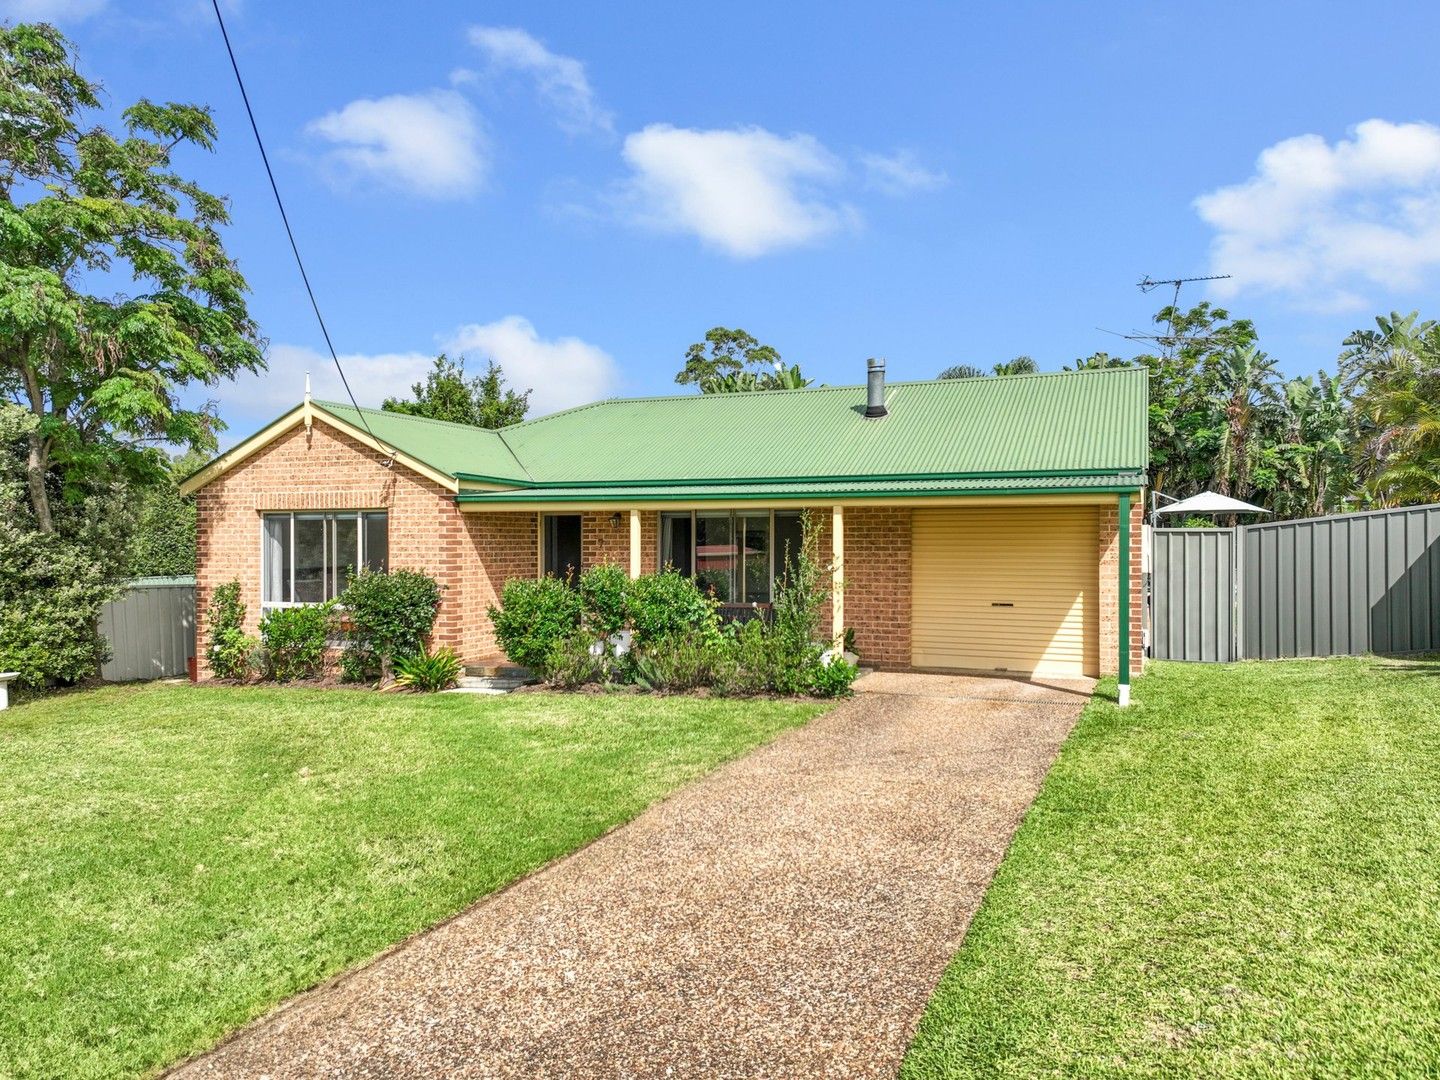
0, 684, 825, 1080
904, 657, 1440, 1078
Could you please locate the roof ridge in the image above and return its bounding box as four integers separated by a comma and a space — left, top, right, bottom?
507, 365, 1143, 423
313, 399, 509, 437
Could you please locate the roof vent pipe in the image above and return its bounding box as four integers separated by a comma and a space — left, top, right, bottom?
864, 357, 888, 418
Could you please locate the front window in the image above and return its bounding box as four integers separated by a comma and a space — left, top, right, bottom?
262, 511, 388, 606
660, 510, 801, 605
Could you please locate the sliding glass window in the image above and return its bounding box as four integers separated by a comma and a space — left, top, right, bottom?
660, 511, 801, 605
261, 511, 388, 607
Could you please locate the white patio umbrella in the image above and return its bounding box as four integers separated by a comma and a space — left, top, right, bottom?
1152, 490, 1271, 518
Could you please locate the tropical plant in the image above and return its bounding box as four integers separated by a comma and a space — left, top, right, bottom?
939, 356, 1039, 379
393, 646, 462, 692
936, 364, 986, 379
675, 327, 812, 392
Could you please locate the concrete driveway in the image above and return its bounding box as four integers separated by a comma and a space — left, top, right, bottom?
170, 672, 1092, 1080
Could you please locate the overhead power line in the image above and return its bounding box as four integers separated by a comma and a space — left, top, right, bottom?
209, 0, 394, 466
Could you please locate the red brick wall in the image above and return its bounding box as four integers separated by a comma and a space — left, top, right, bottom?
460, 511, 538, 659
841, 506, 913, 670
1098, 497, 1145, 678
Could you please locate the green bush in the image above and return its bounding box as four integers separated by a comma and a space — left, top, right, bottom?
626, 569, 720, 647
544, 631, 604, 689
629, 631, 728, 692
808, 655, 859, 697
338, 644, 378, 684
766, 511, 829, 694
579, 563, 630, 637
206, 579, 256, 680
393, 646, 462, 692
341, 569, 443, 682
258, 602, 335, 682
0, 525, 120, 688
489, 576, 583, 675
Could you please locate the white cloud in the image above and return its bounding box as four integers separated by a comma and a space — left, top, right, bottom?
0, 0, 105, 18
860, 150, 948, 195
617, 124, 854, 258
444, 316, 616, 415
306, 91, 486, 198
216, 320, 615, 427
468, 25, 613, 135
1195, 119, 1440, 310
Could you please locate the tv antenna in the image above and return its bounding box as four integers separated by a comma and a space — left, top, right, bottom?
1097, 273, 1233, 359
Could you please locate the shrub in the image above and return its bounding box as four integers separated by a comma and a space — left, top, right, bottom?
626, 569, 720, 647
629, 631, 728, 692
393, 646, 462, 692
711, 619, 773, 696
767, 510, 830, 693
338, 644, 379, 684
808, 655, 859, 698
258, 602, 335, 681
579, 563, 630, 637
544, 631, 604, 689
341, 569, 443, 682
489, 576, 583, 675
0, 526, 120, 688
206, 579, 256, 680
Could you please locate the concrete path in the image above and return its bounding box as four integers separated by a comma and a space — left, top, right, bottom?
170, 673, 1092, 1080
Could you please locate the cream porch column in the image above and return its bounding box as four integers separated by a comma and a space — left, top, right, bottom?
831, 504, 844, 644
629, 509, 642, 579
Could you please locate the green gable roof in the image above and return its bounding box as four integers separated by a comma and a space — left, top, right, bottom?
307, 366, 1146, 499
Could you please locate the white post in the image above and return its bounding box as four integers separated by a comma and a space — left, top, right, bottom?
0, 673, 17, 711
629, 510, 642, 579
831, 504, 844, 645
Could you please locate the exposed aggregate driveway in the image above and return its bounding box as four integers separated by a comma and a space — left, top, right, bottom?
170, 672, 1092, 1080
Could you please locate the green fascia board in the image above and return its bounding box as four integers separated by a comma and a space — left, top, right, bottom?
455, 472, 1147, 504
451, 465, 1139, 489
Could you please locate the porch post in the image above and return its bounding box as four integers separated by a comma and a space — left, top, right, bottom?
629, 509, 642, 579
1118, 492, 1131, 707
831, 504, 844, 645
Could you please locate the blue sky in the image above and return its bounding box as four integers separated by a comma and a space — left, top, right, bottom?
9, 0, 1440, 442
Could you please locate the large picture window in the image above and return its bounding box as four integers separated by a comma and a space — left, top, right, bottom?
660, 510, 802, 605
262, 511, 388, 606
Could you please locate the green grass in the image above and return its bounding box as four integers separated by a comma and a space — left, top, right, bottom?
903, 657, 1440, 1079
0, 684, 825, 1079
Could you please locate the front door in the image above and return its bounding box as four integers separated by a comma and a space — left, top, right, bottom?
543, 514, 582, 583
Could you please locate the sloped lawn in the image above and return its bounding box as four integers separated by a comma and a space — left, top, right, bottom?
904, 657, 1440, 1078
0, 684, 825, 1079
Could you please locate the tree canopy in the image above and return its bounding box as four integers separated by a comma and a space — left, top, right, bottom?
675, 327, 813, 393
381, 354, 530, 428
0, 23, 264, 535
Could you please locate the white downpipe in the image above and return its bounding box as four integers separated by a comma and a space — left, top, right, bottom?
1118, 683, 1131, 708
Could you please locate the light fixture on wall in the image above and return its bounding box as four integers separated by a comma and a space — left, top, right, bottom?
609, 513, 621, 528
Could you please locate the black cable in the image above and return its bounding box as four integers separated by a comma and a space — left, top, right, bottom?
209, 0, 394, 466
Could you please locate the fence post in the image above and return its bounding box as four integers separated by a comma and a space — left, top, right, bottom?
1232, 524, 1245, 662
1118, 492, 1131, 706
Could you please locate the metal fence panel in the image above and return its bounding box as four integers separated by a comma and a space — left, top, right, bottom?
99, 576, 196, 681
1243, 503, 1440, 660
1151, 528, 1234, 661
1152, 503, 1440, 663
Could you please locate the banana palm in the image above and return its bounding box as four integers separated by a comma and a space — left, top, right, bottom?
1208, 345, 1282, 502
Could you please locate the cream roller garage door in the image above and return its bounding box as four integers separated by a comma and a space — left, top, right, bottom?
912, 506, 1100, 677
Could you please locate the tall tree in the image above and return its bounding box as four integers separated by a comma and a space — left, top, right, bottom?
0, 23, 264, 534
936, 364, 986, 379
675, 327, 812, 392
938, 356, 1040, 379
382, 354, 531, 428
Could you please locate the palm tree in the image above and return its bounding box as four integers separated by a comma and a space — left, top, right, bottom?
938, 356, 1040, 379
1208, 345, 1282, 502
937, 364, 986, 379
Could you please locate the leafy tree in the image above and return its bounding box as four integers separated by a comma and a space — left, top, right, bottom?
1065, 351, 1133, 371
1341, 312, 1440, 505
0, 23, 264, 535
1206, 345, 1282, 503
675, 327, 812, 392
381, 354, 530, 428
938, 356, 1039, 379
126, 449, 206, 577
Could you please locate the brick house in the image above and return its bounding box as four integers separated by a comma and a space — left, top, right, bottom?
182, 362, 1147, 698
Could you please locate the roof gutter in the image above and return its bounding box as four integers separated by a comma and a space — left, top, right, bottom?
450, 466, 1144, 490
455, 481, 1145, 505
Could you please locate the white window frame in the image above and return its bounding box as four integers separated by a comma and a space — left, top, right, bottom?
259, 510, 387, 612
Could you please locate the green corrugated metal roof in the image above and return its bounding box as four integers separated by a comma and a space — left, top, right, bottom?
309, 367, 1146, 496
455, 472, 1146, 504
313, 401, 530, 481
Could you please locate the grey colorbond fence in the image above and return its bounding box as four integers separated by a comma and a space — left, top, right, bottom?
99, 576, 197, 681
1150, 502, 1440, 662
1150, 528, 1236, 661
